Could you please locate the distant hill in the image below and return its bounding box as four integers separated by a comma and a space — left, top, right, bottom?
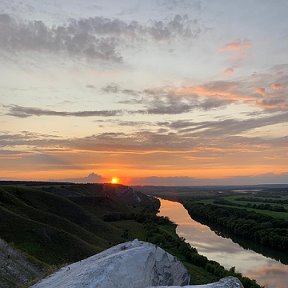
134, 184, 288, 200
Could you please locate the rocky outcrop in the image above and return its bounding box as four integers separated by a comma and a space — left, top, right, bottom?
0, 238, 45, 288
150, 276, 243, 287
32, 239, 189, 288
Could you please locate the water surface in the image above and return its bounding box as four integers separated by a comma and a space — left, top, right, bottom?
158, 198, 288, 288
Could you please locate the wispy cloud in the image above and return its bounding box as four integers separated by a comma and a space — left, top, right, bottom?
160, 111, 288, 137
2, 111, 288, 154
219, 39, 251, 52
218, 39, 252, 66
257, 97, 288, 110
6, 105, 123, 118
103, 65, 288, 112
271, 83, 286, 90
103, 83, 234, 113
173, 82, 253, 102
223, 67, 234, 76
256, 87, 266, 96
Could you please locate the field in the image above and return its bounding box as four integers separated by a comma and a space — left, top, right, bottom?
196, 192, 288, 219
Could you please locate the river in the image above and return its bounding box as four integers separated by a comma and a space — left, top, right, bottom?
158, 198, 288, 288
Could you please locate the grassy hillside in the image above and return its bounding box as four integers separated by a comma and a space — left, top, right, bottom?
0, 184, 158, 265
0, 183, 161, 287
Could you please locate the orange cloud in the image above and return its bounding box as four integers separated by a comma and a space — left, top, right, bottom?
271, 83, 285, 90
256, 87, 266, 96
256, 99, 288, 110
219, 40, 251, 52
174, 84, 255, 102
223, 67, 234, 76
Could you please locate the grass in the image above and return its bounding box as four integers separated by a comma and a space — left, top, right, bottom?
112, 220, 147, 240
230, 206, 288, 219
0, 185, 138, 265
0, 205, 102, 264
184, 261, 217, 284
197, 198, 288, 219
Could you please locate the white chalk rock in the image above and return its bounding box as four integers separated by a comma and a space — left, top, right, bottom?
31, 239, 189, 288
150, 276, 243, 287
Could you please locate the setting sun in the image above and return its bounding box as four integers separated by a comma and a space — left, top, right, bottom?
111, 177, 119, 184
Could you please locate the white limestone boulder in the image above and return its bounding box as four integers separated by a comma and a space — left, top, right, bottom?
150, 276, 244, 288
31, 239, 189, 288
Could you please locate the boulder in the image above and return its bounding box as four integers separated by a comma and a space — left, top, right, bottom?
31, 239, 189, 288
150, 276, 244, 288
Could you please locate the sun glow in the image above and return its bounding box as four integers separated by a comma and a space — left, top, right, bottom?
111, 177, 119, 184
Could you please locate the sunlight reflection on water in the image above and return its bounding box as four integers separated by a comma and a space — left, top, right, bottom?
158, 198, 288, 288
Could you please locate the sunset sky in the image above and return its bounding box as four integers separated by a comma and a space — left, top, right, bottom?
1, 0, 288, 185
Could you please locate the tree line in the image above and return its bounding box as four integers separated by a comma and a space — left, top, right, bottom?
183, 202, 288, 251
235, 196, 288, 205
213, 199, 287, 212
